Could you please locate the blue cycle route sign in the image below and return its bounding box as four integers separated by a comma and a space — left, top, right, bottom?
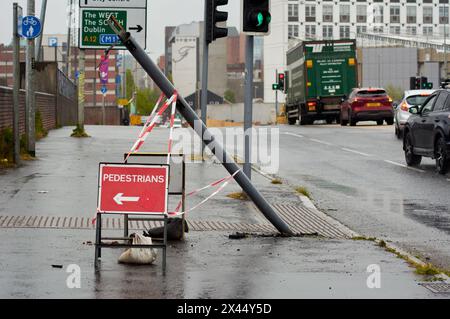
22, 16, 42, 39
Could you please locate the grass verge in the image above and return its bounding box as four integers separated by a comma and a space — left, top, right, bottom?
226, 192, 249, 201
295, 186, 312, 199
353, 236, 450, 280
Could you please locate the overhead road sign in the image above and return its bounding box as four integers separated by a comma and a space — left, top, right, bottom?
21, 16, 42, 39
80, 0, 147, 8
79, 0, 147, 50
98, 163, 169, 214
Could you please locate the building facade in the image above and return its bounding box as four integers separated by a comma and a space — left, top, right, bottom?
264, 0, 450, 102
168, 21, 227, 109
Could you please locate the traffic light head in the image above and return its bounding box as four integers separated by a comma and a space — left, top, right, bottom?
242, 0, 271, 35
206, 0, 229, 44
278, 73, 285, 91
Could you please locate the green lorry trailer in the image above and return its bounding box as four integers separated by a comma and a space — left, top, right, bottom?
285, 40, 358, 125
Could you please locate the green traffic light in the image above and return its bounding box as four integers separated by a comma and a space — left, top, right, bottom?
257, 12, 264, 26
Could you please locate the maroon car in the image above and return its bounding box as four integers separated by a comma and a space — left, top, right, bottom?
340, 88, 394, 126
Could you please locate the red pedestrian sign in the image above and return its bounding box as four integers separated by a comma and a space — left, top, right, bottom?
98, 163, 169, 214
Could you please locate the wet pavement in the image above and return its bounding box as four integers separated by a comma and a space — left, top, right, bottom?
244, 124, 450, 270
0, 229, 441, 299
0, 125, 447, 298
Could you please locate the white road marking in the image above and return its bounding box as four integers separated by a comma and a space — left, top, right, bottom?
341, 148, 372, 157
309, 138, 333, 146
283, 132, 305, 138
384, 160, 425, 173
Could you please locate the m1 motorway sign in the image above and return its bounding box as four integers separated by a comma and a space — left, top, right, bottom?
79, 0, 147, 50
98, 163, 169, 214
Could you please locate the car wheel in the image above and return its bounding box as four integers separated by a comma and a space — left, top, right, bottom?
348, 111, 357, 126
404, 132, 422, 167
395, 125, 402, 139
377, 120, 384, 126
435, 137, 450, 175
386, 118, 394, 126
299, 114, 309, 126
288, 117, 297, 125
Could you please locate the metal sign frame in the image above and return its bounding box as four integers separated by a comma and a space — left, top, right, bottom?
78, 0, 147, 50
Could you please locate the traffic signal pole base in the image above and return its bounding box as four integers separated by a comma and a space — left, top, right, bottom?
108, 20, 293, 236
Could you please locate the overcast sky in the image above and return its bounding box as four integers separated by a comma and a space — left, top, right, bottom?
0, 0, 241, 59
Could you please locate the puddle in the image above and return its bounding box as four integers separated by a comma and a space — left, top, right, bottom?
296, 174, 359, 197
403, 201, 450, 234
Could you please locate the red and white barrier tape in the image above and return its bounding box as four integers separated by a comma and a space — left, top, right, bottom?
166, 93, 178, 165
125, 93, 178, 162
169, 169, 242, 216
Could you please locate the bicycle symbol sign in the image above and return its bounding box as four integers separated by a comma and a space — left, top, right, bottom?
21, 16, 42, 39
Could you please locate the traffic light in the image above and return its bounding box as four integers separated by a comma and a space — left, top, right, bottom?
410, 76, 431, 90
278, 73, 285, 92
242, 0, 272, 35
205, 0, 229, 44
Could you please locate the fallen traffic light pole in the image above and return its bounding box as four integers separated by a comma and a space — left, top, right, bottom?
107, 17, 293, 236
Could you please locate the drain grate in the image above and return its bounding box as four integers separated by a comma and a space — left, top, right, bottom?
419, 283, 450, 294
0, 204, 354, 239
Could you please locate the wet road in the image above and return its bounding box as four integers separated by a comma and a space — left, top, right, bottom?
276, 123, 450, 268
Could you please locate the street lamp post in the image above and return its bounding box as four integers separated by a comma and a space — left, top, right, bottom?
445, 4, 448, 80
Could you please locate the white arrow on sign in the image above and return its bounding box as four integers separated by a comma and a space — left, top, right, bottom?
114, 193, 140, 205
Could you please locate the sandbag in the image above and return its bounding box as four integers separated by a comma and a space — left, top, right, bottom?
118, 233, 157, 265
143, 218, 188, 241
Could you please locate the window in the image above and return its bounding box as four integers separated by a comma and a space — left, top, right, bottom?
433, 92, 448, 112
357, 26, 367, 34
406, 26, 417, 35
423, 26, 433, 36
323, 5, 333, 22
357, 5, 367, 23
288, 3, 299, 22
340, 5, 350, 23
373, 26, 384, 34
407, 6, 416, 23
440, 6, 449, 24
390, 6, 400, 23
390, 26, 401, 35
373, 4, 384, 23
323, 25, 333, 39
421, 95, 437, 114
340, 26, 350, 39
305, 5, 316, 22
423, 6, 433, 24
305, 25, 316, 39
288, 25, 299, 39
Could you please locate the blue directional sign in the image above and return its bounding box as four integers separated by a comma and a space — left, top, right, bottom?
22, 16, 42, 39
48, 37, 58, 47
101, 85, 108, 95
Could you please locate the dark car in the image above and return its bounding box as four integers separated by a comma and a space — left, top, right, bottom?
340, 88, 394, 126
403, 89, 450, 174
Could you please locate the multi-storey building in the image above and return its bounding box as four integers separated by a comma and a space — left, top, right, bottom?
265, 0, 450, 102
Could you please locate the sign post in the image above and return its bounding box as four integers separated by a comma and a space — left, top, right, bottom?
79, 0, 147, 50
12, 3, 22, 165
24, 0, 41, 157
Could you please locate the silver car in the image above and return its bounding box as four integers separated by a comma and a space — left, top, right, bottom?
394, 89, 435, 138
